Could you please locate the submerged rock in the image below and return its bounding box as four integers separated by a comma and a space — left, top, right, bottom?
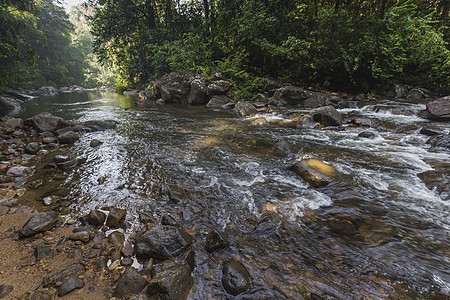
205, 229, 229, 252
20, 211, 58, 237
114, 267, 148, 299
296, 114, 316, 129
427, 134, 450, 149
417, 167, 449, 200
134, 225, 193, 259
222, 259, 251, 296
147, 264, 192, 300
288, 159, 336, 188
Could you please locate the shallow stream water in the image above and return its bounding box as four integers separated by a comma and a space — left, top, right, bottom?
18, 91, 450, 299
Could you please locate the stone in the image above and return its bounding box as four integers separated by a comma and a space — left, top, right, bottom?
18, 290, 55, 300
107, 231, 125, 245
4, 118, 23, 129
87, 209, 106, 226
288, 159, 336, 188
234, 101, 257, 117
424, 96, 450, 121
35, 244, 51, 261
311, 105, 343, 126
19, 211, 58, 237
57, 276, 85, 297
69, 231, 90, 243
427, 134, 450, 149
42, 137, 58, 144
358, 131, 375, 138
108, 260, 121, 271
418, 167, 450, 200
0, 284, 13, 298
206, 95, 233, 109
93, 256, 108, 272
205, 229, 229, 252
156, 99, 165, 105
207, 80, 230, 96
26, 112, 66, 133
134, 225, 193, 259
161, 214, 178, 227
121, 257, 133, 266
188, 79, 207, 105
394, 83, 408, 98
54, 155, 69, 163
58, 131, 79, 144
113, 267, 148, 298
419, 127, 442, 136
296, 114, 316, 129
106, 208, 126, 228
25, 142, 39, 154
272, 86, 328, 107
222, 259, 251, 296
6, 166, 30, 176
43, 263, 85, 287
407, 88, 428, 99
147, 264, 192, 300
90, 139, 103, 147
92, 230, 106, 243
80, 120, 117, 132
249, 117, 268, 127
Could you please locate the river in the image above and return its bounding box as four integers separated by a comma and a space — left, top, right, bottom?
17, 91, 450, 299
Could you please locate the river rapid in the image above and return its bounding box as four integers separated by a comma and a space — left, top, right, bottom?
17, 91, 449, 299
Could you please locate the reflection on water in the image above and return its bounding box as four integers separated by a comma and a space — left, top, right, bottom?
19, 91, 450, 298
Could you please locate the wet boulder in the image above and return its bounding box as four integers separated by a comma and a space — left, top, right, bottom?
19, 211, 59, 237
4, 118, 24, 129
188, 78, 207, 105
157, 73, 191, 104
86, 209, 106, 226
69, 231, 90, 243
113, 267, 148, 298
296, 114, 316, 129
58, 131, 79, 144
423, 96, 450, 121
222, 259, 251, 296
26, 112, 66, 133
394, 83, 408, 98
80, 120, 117, 131
205, 229, 229, 252
272, 86, 328, 108
234, 101, 257, 117
90, 139, 103, 147
57, 276, 84, 297
147, 264, 192, 300
106, 207, 126, 228
134, 225, 193, 259
417, 166, 449, 200
206, 95, 233, 109
311, 105, 343, 126
288, 159, 336, 188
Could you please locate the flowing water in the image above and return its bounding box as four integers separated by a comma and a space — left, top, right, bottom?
18, 91, 450, 299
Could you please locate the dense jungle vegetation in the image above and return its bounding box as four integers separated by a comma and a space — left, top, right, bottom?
1, 0, 449, 94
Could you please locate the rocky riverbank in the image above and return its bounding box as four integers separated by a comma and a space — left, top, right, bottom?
0, 76, 449, 299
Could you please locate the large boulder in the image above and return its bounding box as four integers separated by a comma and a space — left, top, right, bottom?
424, 96, 450, 121
310, 105, 343, 126
147, 264, 192, 300
113, 267, 148, 298
0, 96, 26, 114
19, 211, 59, 237
222, 259, 251, 296
272, 86, 329, 108
26, 112, 67, 133
188, 79, 207, 105
288, 158, 336, 188
157, 73, 191, 104
206, 95, 233, 109
134, 225, 193, 259
207, 80, 230, 96
234, 101, 257, 117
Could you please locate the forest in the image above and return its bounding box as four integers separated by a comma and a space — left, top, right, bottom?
1, 0, 449, 94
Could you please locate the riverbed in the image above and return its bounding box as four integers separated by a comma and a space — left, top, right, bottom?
16, 91, 450, 298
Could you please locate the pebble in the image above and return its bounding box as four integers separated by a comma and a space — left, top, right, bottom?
108, 260, 121, 271
121, 257, 133, 266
